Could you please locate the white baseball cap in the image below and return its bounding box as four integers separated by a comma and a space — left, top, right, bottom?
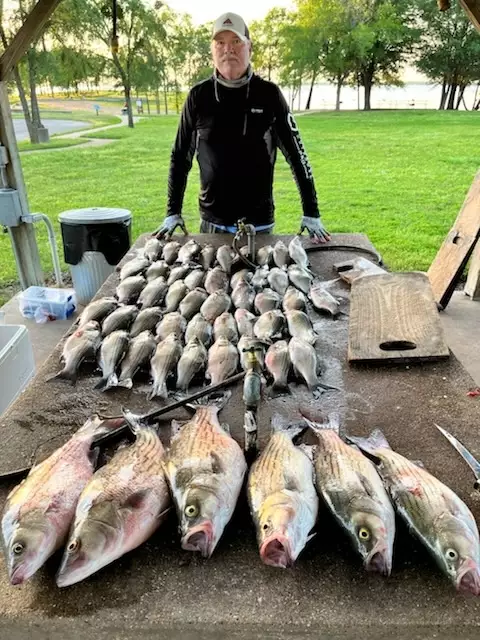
212, 12, 250, 42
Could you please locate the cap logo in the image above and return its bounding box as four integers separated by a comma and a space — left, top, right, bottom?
223, 18, 233, 24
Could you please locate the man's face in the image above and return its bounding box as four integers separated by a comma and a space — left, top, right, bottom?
211, 30, 251, 81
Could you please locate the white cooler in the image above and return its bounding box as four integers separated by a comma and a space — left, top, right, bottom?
0, 324, 35, 416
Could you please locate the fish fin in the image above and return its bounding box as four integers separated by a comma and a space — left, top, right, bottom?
116, 378, 133, 389
306, 531, 316, 544
121, 489, 152, 511
300, 411, 340, 435
157, 505, 172, 521
89, 446, 101, 469
149, 382, 167, 400
187, 390, 232, 413
77, 414, 125, 440
46, 368, 77, 385
94, 376, 108, 391
346, 429, 391, 455
104, 373, 119, 391
122, 409, 143, 435
271, 413, 307, 440
210, 451, 225, 474
220, 422, 230, 435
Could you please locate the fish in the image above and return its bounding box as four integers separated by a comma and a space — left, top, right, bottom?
230, 269, 253, 290
129, 307, 163, 338
78, 297, 118, 328
288, 236, 309, 269
265, 340, 291, 391
155, 312, 187, 342
49, 321, 102, 384
256, 245, 273, 267
164, 394, 247, 557
164, 279, 188, 313
251, 265, 270, 291
238, 336, 266, 371
206, 337, 239, 384
231, 280, 256, 311
1, 415, 124, 585
234, 308, 257, 337
254, 289, 281, 315
120, 257, 150, 281
247, 415, 318, 568
101, 305, 138, 337
268, 267, 289, 296
243, 367, 263, 410
162, 240, 181, 265
200, 244, 216, 270
309, 282, 340, 316
176, 337, 208, 391
179, 288, 209, 321
216, 245, 235, 274
117, 330, 157, 389
116, 275, 146, 304
348, 429, 480, 594
150, 333, 183, 400
184, 269, 205, 291
137, 276, 168, 309
146, 260, 170, 282
178, 239, 201, 264
285, 310, 317, 345
167, 264, 192, 287
288, 337, 321, 391
185, 313, 213, 347
56, 412, 170, 587
200, 290, 231, 323
302, 413, 395, 576
143, 238, 163, 262
213, 312, 239, 344
288, 265, 313, 295
283, 286, 307, 312
273, 241, 290, 269
204, 267, 229, 295
254, 310, 285, 342
95, 330, 130, 391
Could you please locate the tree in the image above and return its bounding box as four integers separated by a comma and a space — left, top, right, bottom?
250, 8, 289, 82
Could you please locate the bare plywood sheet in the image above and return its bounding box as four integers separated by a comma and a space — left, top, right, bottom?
334, 256, 386, 284
348, 272, 450, 363
427, 171, 480, 309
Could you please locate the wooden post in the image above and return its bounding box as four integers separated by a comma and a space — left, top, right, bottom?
0, 81, 43, 288
465, 241, 480, 299
459, 0, 480, 32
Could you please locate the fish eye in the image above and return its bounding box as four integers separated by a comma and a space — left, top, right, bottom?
262, 523, 269, 531
358, 527, 371, 541
445, 548, 458, 561
12, 542, 24, 555
185, 504, 199, 518
68, 539, 80, 553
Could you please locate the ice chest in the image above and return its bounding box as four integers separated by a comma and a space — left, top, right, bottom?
0, 325, 35, 416
18, 286, 77, 320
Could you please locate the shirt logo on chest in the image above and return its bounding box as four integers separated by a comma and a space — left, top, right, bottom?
251, 107, 264, 114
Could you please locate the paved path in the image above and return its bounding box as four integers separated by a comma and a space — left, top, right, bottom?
13, 118, 90, 141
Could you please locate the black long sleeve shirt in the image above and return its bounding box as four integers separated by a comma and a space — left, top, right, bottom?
167, 73, 320, 228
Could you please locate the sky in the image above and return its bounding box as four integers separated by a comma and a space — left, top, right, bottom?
164, 0, 294, 24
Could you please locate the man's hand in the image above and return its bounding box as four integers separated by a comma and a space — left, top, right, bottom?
152, 214, 188, 239
299, 215, 331, 244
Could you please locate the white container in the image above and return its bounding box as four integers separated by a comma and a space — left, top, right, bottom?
18, 286, 77, 321
0, 325, 35, 416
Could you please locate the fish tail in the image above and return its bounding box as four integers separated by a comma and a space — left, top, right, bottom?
46, 367, 77, 385
116, 377, 133, 389
149, 381, 167, 400
122, 408, 143, 435
300, 411, 340, 435
186, 390, 232, 413
94, 376, 108, 391
105, 373, 119, 390
76, 414, 125, 440
346, 429, 391, 454
271, 413, 306, 439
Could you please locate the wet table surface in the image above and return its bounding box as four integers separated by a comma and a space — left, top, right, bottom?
1, 233, 480, 639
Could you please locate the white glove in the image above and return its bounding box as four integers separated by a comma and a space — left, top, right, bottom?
299, 216, 330, 243
152, 214, 187, 239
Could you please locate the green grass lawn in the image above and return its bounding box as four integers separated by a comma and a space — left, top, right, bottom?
1, 109, 479, 305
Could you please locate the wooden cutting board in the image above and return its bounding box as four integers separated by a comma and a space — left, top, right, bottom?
348, 272, 450, 363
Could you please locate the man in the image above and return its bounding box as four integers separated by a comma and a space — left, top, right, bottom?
154, 12, 330, 243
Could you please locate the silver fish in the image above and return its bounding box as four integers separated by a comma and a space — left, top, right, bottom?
204, 267, 229, 295
285, 310, 317, 344
177, 337, 208, 391
231, 269, 253, 290
256, 245, 273, 267
349, 429, 480, 594
95, 330, 129, 391
184, 269, 205, 290
283, 286, 307, 312
207, 337, 239, 384
49, 321, 101, 384
185, 313, 213, 347
143, 238, 163, 262
150, 333, 182, 399
251, 265, 270, 290
288, 264, 313, 294
155, 312, 187, 342
234, 308, 257, 337
146, 260, 170, 282
265, 340, 291, 390
254, 288, 281, 315
309, 282, 340, 316
179, 288, 209, 321
200, 244, 216, 270
303, 413, 395, 576
231, 280, 255, 311
201, 290, 231, 323
162, 240, 181, 265
254, 310, 285, 342
288, 236, 309, 269
120, 257, 150, 281
247, 415, 318, 568
268, 267, 289, 296
273, 241, 289, 269
178, 239, 201, 264
238, 336, 266, 371
78, 297, 118, 327
137, 276, 168, 309
167, 264, 192, 287
213, 312, 239, 344
130, 307, 163, 338
116, 275, 146, 304
288, 337, 320, 390
117, 330, 157, 389
216, 245, 235, 274
164, 279, 188, 313
101, 305, 138, 337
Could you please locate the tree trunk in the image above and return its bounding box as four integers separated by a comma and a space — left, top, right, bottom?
163, 82, 168, 115
446, 80, 457, 110
155, 87, 161, 114
305, 73, 317, 111
27, 48, 41, 143
439, 77, 448, 110
455, 84, 466, 110
112, 51, 134, 128
364, 81, 372, 111
335, 75, 344, 111
145, 94, 150, 115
